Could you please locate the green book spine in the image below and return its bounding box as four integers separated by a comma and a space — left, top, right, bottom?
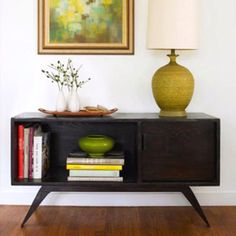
67, 176, 123, 182
69, 170, 120, 177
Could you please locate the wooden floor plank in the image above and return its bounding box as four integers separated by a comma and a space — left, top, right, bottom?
0, 206, 236, 236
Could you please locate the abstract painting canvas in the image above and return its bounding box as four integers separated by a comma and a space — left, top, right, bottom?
38, 0, 134, 54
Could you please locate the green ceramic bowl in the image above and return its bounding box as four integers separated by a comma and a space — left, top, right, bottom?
78, 135, 115, 157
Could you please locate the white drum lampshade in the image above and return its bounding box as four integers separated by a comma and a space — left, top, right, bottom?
147, 0, 199, 50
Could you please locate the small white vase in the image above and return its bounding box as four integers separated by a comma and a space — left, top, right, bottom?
68, 89, 80, 112
56, 90, 67, 112
66, 91, 72, 110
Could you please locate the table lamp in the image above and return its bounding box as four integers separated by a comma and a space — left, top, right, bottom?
147, 0, 199, 117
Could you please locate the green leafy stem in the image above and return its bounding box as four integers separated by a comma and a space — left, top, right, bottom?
42, 59, 91, 91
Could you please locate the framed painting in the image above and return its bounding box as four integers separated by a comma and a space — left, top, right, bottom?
38, 0, 134, 54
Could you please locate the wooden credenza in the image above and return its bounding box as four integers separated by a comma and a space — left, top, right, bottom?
11, 113, 220, 227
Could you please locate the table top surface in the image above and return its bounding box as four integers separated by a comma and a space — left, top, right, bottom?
12, 112, 219, 122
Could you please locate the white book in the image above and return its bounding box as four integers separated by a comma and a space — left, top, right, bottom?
67, 157, 124, 165
23, 128, 30, 179
69, 170, 120, 177
33, 136, 42, 179
67, 176, 123, 182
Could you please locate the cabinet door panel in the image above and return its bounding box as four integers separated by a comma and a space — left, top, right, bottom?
141, 121, 217, 182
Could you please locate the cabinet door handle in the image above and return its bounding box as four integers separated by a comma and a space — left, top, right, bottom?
141, 134, 145, 151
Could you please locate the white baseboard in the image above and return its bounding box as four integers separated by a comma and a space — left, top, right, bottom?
1, 189, 236, 206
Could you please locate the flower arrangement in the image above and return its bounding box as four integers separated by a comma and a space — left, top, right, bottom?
41, 59, 91, 112
41, 59, 91, 91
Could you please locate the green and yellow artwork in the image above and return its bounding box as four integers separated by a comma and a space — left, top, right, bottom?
39, 0, 133, 54
49, 0, 123, 44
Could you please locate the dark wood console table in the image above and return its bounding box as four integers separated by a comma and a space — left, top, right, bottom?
11, 113, 220, 227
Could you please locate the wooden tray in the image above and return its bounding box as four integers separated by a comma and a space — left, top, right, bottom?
38, 108, 118, 117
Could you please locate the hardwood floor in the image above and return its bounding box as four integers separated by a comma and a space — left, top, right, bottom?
0, 206, 235, 236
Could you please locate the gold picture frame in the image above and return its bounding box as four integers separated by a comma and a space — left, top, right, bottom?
38, 0, 134, 54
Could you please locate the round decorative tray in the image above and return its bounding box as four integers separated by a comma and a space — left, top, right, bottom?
38, 108, 118, 117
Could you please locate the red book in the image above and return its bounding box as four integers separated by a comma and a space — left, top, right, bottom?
18, 125, 24, 179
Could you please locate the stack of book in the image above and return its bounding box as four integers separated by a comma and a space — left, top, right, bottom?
66, 151, 125, 182
17, 124, 50, 180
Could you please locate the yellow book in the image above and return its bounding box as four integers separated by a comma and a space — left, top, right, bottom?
66, 164, 123, 170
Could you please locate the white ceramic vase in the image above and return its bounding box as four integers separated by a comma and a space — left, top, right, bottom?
56, 90, 67, 112
66, 91, 72, 111
68, 89, 80, 112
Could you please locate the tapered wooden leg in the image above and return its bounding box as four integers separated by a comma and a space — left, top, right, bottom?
20, 184, 210, 227
21, 186, 50, 227
182, 186, 210, 227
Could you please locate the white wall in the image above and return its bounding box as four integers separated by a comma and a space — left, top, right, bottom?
0, 0, 236, 206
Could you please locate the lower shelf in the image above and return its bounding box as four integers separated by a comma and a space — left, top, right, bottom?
12, 167, 219, 187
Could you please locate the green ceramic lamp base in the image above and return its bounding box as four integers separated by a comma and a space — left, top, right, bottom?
152, 49, 194, 118
159, 110, 187, 117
